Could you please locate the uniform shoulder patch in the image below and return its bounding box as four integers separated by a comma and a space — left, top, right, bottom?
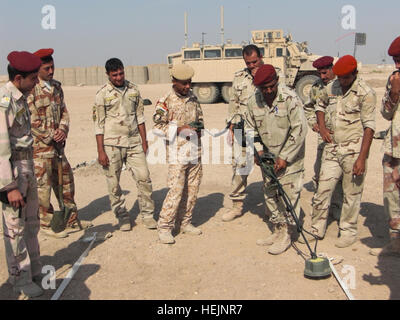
0, 94, 11, 109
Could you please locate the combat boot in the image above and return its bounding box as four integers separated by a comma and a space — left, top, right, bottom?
158, 231, 175, 244
256, 225, 279, 246
335, 235, 357, 248
268, 223, 291, 255
222, 201, 243, 222
181, 224, 202, 235
40, 227, 68, 239
142, 215, 157, 229
12, 272, 43, 298
117, 215, 131, 232
370, 238, 400, 257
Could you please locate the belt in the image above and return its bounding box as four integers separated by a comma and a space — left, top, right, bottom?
11, 148, 33, 161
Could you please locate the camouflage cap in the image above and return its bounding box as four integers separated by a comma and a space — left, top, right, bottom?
170, 64, 194, 81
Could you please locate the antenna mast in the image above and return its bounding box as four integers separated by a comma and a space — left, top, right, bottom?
184, 12, 188, 48
220, 6, 224, 45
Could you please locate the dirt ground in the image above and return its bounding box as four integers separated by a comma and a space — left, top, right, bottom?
1, 64, 400, 300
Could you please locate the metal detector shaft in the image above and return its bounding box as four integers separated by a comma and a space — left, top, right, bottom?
253, 148, 317, 259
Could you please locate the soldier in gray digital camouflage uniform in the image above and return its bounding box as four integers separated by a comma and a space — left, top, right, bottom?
93, 58, 156, 231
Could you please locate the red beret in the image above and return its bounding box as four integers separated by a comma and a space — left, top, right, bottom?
33, 48, 54, 59
312, 56, 334, 69
332, 55, 357, 76
7, 51, 42, 72
253, 64, 277, 86
388, 36, 400, 57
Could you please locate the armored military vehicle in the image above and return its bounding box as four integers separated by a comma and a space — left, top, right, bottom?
168, 28, 322, 104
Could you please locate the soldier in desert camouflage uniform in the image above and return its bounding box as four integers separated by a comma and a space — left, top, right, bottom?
222, 45, 263, 222
93, 58, 156, 231
247, 64, 307, 255
0, 51, 43, 298
311, 55, 376, 248
153, 64, 204, 244
371, 36, 400, 256
28, 48, 91, 238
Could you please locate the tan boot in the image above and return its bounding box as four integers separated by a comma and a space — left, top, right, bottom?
142, 216, 157, 229
117, 215, 131, 232
181, 224, 202, 235
335, 235, 357, 248
222, 201, 243, 222
158, 231, 175, 244
268, 223, 291, 255
370, 238, 400, 257
256, 225, 279, 246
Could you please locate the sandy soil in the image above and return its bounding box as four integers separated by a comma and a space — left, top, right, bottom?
1, 65, 400, 300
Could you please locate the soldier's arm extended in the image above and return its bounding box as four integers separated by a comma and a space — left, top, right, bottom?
93, 91, 109, 166
27, 92, 54, 145
381, 72, 400, 120
278, 96, 307, 163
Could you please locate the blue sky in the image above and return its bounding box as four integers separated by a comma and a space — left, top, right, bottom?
0, 0, 399, 72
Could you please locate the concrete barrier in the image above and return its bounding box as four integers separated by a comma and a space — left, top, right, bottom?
63, 68, 76, 86
97, 66, 107, 86
28, 64, 168, 86
147, 64, 160, 84
75, 67, 87, 85
54, 68, 64, 84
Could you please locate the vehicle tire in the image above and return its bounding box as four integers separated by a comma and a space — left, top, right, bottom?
295, 75, 319, 103
221, 83, 232, 103
192, 83, 220, 104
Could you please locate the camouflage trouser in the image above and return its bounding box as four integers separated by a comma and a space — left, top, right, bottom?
104, 145, 154, 219
229, 145, 249, 202
262, 169, 303, 225
314, 138, 344, 219
382, 154, 400, 237
312, 147, 365, 238
158, 162, 202, 232
2, 160, 41, 283
34, 154, 77, 227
